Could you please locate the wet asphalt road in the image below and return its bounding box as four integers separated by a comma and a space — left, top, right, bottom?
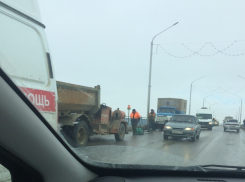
75, 126, 245, 166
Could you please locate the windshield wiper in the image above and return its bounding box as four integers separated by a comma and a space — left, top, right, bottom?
200, 164, 245, 171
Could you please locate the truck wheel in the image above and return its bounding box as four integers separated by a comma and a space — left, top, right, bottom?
61, 125, 74, 138
73, 121, 89, 147
163, 135, 168, 140
237, 129, 240, 133
224, 128, 226, 132
210, 127, 212, 131
61, 125, 69, 132
115, 123, 125, 141
67, 126, 75, 138
191, 134, 196, 142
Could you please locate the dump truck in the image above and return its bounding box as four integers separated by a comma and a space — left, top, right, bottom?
57, 81, 128, 147
156, 98, 187, 129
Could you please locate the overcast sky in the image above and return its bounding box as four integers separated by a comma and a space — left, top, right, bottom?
37, 0, 245, 121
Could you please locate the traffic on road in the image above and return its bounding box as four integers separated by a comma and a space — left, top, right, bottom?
77, 125, 245, 167
2, 1, 245, 181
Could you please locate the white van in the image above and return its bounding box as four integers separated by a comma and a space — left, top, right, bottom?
0, 0, 57, 130
196, 107, 213, 130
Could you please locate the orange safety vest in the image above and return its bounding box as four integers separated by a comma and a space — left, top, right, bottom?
130, 112, 140, 119
149, 112, 156, 119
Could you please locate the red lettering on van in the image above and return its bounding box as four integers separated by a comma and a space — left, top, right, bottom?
19, 87, 56, 112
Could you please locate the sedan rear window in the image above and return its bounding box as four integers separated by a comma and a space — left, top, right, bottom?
227, 120, 238, 123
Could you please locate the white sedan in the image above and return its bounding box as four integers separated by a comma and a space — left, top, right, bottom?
223, 119, 240, 132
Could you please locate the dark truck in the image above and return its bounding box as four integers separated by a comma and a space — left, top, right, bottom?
57, 81, 128, 147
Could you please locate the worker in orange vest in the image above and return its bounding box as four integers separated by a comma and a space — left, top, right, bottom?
130, 109, 141, 135
148, 109, 156, 132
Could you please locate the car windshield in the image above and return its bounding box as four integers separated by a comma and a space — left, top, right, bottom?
170, 116, 194, 123
158, 108, 175, 113
1, 0, 245, 175
227, 120, 238, 123
196, 114, 212, 119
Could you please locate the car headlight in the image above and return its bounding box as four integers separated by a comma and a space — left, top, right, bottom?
209, 122, 212, 124
164, 126, 172, 129
185, 127, 194, 130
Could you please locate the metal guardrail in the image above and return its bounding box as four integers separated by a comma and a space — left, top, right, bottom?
125, 116, 147, 125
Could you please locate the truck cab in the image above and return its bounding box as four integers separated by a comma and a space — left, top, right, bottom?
156, 107, 177, 123
156, 98, 187, 130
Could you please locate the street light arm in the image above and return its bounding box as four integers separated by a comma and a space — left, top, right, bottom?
151, 22, 178, 43
204, 94, 213, 100
203, 94, 213, 107
191, 76, 205, 85
209, 103, 218, 109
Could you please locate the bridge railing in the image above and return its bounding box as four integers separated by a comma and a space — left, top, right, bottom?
125, 116, 147, 125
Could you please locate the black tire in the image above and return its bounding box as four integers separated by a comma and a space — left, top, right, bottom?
210, 127, 212, 130
237, 129, 240, 133
67, 126, 75, 138
115, 123, 125, 141
72, 121, 89, 147
164, 135, 168, 140
224, 128, 226, 132
191, 134, 196, 142
61, 125, 72, 136
61, 125, 69, 132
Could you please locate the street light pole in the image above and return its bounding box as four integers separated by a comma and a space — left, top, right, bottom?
146, 22, 178, 124
234, 94, 242, 123
188, 76, 205, 114
203, 94, 213, 107
233, 103, 241, 122
237, 75, 245, 122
